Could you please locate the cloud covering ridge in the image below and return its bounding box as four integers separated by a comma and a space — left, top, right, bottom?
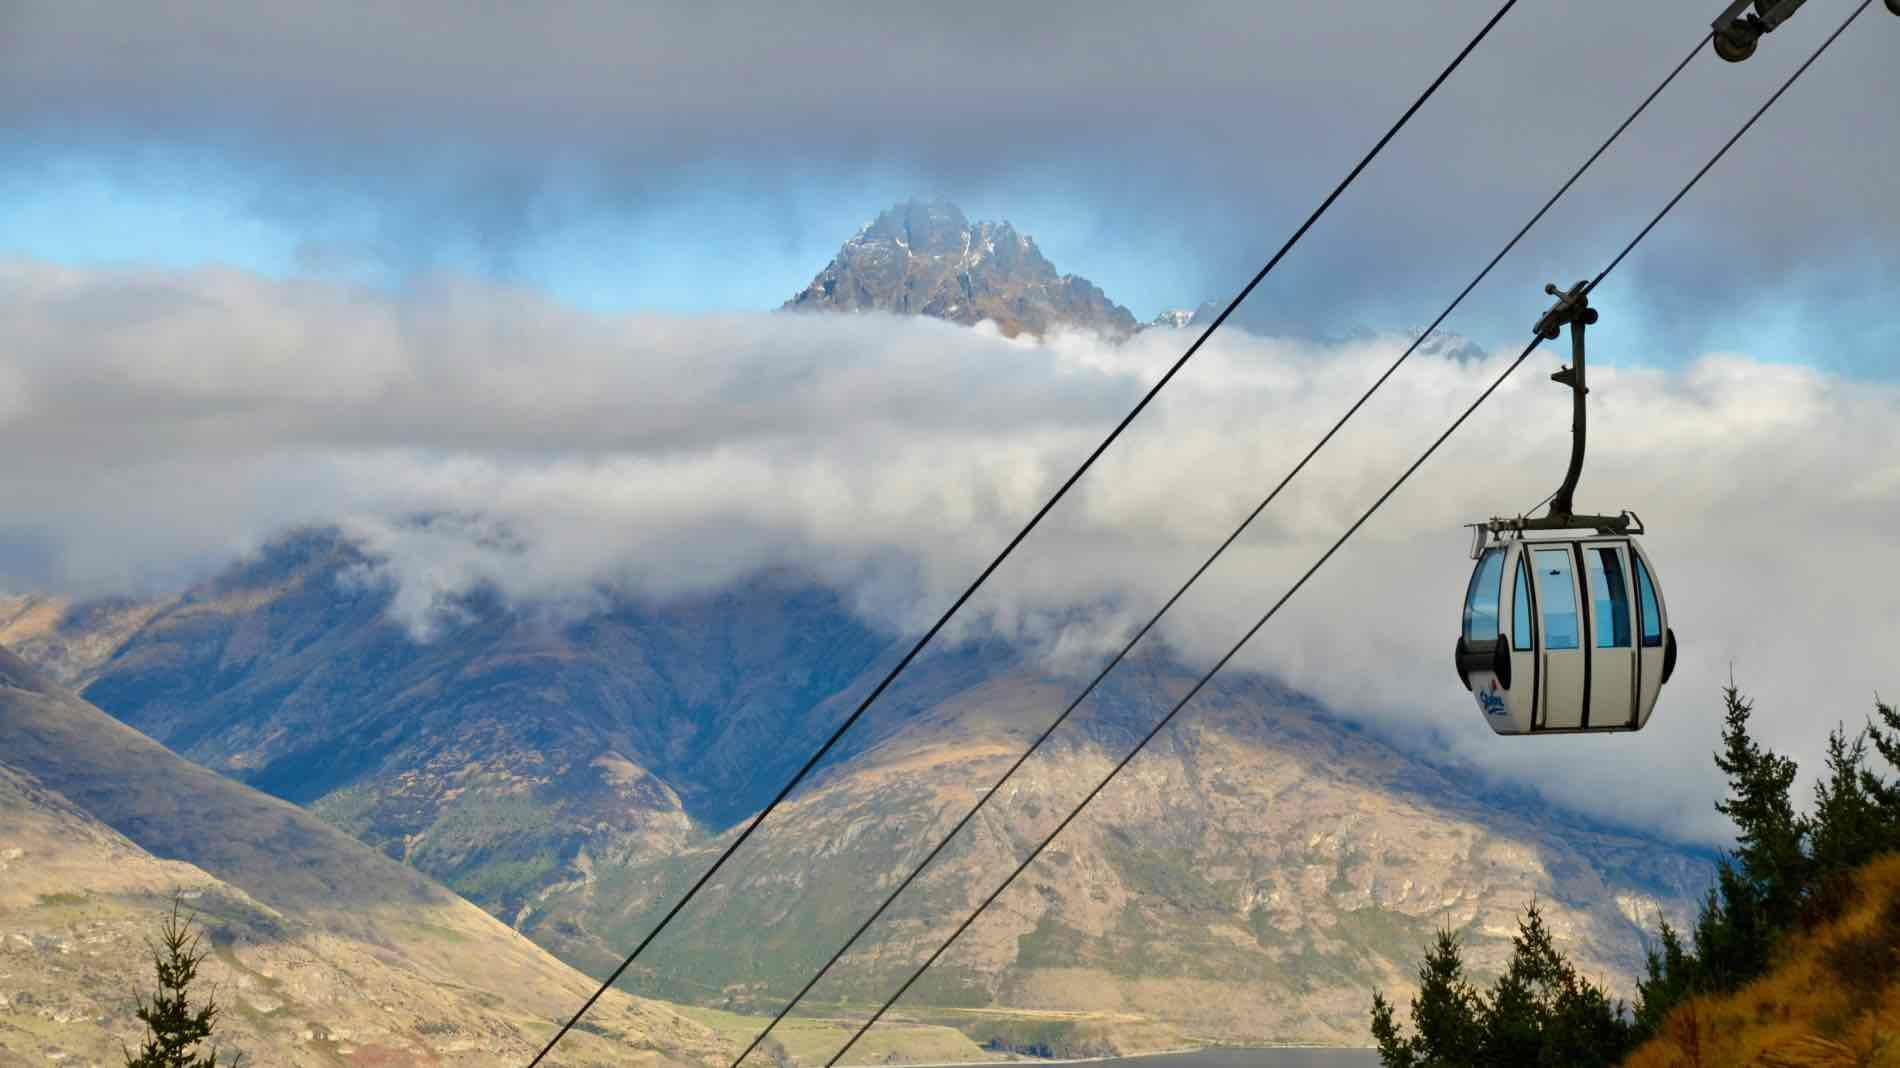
2, 256, 1896, 846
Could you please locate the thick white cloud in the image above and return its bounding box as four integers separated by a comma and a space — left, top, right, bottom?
3, 258, 1896, 846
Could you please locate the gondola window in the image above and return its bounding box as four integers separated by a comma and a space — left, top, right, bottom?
1464, 547, 1505, 642
1588, 547, 1632, 649
1535, 549, 1579, 650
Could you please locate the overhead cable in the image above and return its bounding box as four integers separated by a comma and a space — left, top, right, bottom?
818, 7, 1873, 1064
524, 4, 1524, 1061
723, 28, 1711, 1068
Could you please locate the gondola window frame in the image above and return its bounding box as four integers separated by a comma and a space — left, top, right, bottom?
1587, 545, 1634, 650
1512, 554, 1535, 652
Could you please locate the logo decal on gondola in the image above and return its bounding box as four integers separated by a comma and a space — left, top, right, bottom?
1476, 688, 1508, 717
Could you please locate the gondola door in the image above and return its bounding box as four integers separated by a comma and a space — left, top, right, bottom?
1581, 541, 1639, 729
1504, 547, 1540, 733
1531, 546, 1585, 729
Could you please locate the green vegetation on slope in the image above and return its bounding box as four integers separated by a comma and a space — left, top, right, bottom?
1371, 686, 1900, 1067
1624, 853, 1900, 1067
7, 545, 1714, 1048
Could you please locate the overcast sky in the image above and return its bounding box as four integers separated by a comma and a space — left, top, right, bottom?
4, 0, 1898, 370
2, 1, 1898, 848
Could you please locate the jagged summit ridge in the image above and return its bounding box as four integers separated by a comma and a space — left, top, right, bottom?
1150, 299, 1223, 330
785, 199, 1140, 338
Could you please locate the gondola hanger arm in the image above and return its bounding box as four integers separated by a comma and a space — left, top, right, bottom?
1480, 283, 1631, 542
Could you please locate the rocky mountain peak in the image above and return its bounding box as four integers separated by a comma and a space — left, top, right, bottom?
861, 198, 970, 252
1150, 299, 1223, 330
785, 199, 1137, 339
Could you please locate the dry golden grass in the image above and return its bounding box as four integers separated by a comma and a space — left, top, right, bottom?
1623, 854, 1900, 1068
0, 594, 70, 641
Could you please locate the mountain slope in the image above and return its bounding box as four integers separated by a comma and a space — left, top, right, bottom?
5, 532, 914, 920
0, 643, 731, 1067
519, 661, 1707, 1045
784, 200, 1140, 338
5, 539, 1710, 1047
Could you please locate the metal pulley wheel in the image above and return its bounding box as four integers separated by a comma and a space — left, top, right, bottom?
1713, 26, 1759, 61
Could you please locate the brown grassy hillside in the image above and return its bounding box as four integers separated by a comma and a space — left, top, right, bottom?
1623, 853, 1900, 1068
0, 642, 731, 1067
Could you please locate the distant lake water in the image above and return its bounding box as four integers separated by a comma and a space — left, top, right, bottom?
1093, 1048, 1379, 1068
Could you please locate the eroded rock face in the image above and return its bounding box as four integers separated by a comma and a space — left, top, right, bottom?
785, 200, 1140, 339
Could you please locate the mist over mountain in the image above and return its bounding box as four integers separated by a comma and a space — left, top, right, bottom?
3, 530, 1707, 1046
5, 199, 1894, 1055
785, 200, 1142, 339
8, 0, 1900, 1056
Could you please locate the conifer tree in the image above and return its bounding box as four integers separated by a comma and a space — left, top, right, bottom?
1369, 993, 1417, 1068
1809, 724, 1887, 883
1480, 901, 1631, 1067
1372, 925, 1481, 1068
1633, 921, 1693, 1037
124, 897, 234, 1068
1410, 926, 1483, 1067
1864, 699, 1900, 817
1477, 901, 1556, 1065
1712, 685, 1806, 930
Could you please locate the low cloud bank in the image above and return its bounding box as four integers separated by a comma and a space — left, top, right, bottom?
4, 258, 1895, 845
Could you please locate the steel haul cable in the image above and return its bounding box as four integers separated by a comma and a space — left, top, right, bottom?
524, 4, 1525, 1062
724, 28, 1711, 1068
817, 5, 1874, 1064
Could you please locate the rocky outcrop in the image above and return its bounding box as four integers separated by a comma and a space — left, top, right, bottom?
1149, 299, 1223, 330
785, 200, 1141, 339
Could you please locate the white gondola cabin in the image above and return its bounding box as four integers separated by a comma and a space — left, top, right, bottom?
1457, 534, 1676, 734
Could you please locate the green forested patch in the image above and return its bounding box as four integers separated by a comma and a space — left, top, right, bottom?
1371, 687, 1900, 1067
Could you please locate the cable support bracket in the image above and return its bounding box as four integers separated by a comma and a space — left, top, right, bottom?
1534, 279, 1596, 340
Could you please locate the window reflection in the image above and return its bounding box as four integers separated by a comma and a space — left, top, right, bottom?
1588, 547, 1632, 649
1535, 548, 1579, 650
1634, 554, 1663, 647
1464, 548, 1504, 642
1513, 557, 1533, 651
